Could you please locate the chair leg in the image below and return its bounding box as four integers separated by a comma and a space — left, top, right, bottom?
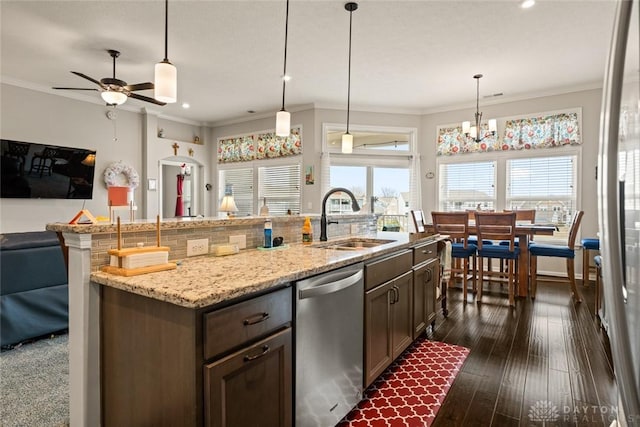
582, 248, 590, 287
508, 258, 515, 307
530, 255, 537, 299
471, 254, 477, 294
462, 258, 468, 302
477, 256, 484, 302
567, 258, 582, 303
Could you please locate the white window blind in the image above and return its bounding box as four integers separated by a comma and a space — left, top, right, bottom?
438, 161, 496, 211
219, 168, 253, 216
507, 155, 576, 224
258, 164, 301, 215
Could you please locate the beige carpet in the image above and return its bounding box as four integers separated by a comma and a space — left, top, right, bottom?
0, 334, 69, 426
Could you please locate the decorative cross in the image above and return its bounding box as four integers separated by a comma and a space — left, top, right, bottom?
188, 148, 194, 157
172, 142, 179, 156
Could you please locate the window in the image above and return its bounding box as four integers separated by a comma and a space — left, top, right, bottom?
219, 163, 301, 216
507, 155, 577, 237
258, 164, 301, 216
438, 161, 496, 211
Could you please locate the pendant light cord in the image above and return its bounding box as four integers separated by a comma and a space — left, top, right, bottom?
163, 0, 169, 62
281, 0, 290, 111
346, 6, 354, 134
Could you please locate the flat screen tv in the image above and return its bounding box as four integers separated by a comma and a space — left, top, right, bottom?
1, 139, 97, 199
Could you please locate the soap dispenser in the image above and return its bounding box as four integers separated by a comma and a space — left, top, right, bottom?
264, 219, 272, 248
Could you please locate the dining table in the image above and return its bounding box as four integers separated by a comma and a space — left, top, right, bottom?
429, 222, 557, 298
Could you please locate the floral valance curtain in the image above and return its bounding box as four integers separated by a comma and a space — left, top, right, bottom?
436, 112, 581, 156
436, 125, 500, 156
502, 112, 580, 150
218, 127, 302, 163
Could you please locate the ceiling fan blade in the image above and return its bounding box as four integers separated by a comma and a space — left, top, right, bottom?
71, 71, 104, 88
124, 82, 154, 92
52, 87, 99, 91
128, 92, 167, 106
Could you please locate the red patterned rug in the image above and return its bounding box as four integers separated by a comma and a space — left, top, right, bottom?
338, 338, 470, 427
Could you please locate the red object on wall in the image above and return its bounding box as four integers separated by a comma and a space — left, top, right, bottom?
175, 174, 184, 217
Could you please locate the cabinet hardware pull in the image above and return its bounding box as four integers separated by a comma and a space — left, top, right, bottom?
426, 269, 432, 282
243, 312, 270, 325
243, 345, 270, 362
421, 249, 433, 254
388, 288, 395, 305
393, 286, 399, 303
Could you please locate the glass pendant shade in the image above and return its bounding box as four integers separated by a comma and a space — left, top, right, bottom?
276, 110, 291, 137
462, 121, 471, 134
342, 133, 353, 154
101, 90, 127, 105
470, 126, 478, 139
154, 60, 177, 103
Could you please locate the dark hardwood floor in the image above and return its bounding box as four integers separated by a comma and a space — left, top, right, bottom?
428, 277, 617, 427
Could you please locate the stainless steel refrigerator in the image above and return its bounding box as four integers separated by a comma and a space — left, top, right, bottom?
599, 0, 640, 424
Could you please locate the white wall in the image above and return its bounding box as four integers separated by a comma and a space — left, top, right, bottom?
0, 83, 209, 232
1, 84, 143, 232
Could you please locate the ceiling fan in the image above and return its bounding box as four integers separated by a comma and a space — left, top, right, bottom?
53, 49, 166, 106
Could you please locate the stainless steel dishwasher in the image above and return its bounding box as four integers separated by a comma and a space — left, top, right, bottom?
295, 262, 364, 427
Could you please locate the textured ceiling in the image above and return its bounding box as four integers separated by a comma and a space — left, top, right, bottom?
0, 0, 622, 126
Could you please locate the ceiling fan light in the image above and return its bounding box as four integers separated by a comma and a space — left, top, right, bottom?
342, 133, 353, 154
154, 60, 177, 103
101, 90, 127, 105
276, 110, 291, 137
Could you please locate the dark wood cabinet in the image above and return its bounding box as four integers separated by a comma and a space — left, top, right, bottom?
412, 258, 438, 338
204, 327, 292, 427
364, 269, 413, 387
101, 285, 292, 427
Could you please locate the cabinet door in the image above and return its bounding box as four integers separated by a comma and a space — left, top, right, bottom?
412, 264, 428, 339
413, 259, 440, 339
390, 271, 414, 360
364, 280, 394, 387
424, 258, 439, 328
204, 327, 292, 427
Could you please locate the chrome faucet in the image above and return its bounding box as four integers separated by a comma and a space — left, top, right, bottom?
320, 187, 361, 241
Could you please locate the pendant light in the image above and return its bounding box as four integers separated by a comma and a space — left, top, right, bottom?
154, 0, 177, 103
342, 2, 358, 154
462, 74, 497, 143
275, 0, 291, 137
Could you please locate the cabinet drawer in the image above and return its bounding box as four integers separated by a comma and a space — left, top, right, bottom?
203, 287, 292, 360
413, 241, 437, 266
365, 250, 412, 291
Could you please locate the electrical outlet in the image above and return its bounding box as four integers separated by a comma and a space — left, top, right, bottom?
187, 238, 209, 256
229, 234, 246, 249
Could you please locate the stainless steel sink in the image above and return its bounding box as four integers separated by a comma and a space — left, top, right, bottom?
311, 238, 395, 251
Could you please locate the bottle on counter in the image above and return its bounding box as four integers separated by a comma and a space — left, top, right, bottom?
264, 219, 272, 248
302, 217, 313, 245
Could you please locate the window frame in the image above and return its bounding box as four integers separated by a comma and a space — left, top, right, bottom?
218, 156, 302, 216
436, 145, 582, 243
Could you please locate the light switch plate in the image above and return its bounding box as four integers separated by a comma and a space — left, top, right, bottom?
229, 234, 246, 249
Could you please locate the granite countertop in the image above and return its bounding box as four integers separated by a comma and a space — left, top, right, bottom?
90, 232, 441, 309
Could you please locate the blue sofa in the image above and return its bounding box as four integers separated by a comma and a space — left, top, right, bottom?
0, 231, 68, 347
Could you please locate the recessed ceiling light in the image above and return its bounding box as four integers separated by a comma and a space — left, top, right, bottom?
182, 102, 190, 109
521, 0, 535, 9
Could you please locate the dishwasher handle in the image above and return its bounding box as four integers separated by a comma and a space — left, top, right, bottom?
298, 269, 363, 300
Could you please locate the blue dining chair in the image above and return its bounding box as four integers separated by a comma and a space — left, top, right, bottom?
474, 211, 519, 306
431, 211, 477, 302
581, 237, 600, 286
529, 210, 584, 302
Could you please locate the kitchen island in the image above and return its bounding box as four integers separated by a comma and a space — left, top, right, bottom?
47, 216, 442, 426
